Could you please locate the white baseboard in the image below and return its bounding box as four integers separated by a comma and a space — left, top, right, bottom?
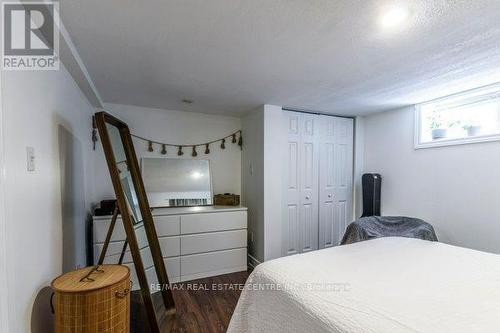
247, 254, 261, 269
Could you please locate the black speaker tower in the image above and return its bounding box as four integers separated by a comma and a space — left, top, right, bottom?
361, 173, 381, 217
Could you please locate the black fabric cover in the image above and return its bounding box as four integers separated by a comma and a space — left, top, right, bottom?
340, 216, 438, 245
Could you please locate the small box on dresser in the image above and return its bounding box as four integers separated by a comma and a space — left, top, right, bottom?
92, 206, 248, 289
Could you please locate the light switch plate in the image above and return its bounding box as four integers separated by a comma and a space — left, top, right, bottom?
26, 146, 35, 172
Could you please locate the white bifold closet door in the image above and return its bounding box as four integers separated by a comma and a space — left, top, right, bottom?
283, 112, 319, 255
318, 115, 354, 249
283, 111, 353, 256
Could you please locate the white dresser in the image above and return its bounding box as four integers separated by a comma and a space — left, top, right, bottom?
92, 206, 247, 287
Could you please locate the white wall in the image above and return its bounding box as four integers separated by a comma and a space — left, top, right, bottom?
2, 65, 96, 332
241, 106, 265, 262
363, 106, 500, 254
0, 54, 10, 333
263, 105, 286, 261
242, 104, 287, 263
353, 116, 365, 218
94, 104, 241, 202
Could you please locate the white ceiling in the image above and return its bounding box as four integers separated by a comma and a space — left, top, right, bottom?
61, 0, 500, 116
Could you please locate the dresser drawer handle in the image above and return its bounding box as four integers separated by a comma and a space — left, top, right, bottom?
115, 288, 130, 298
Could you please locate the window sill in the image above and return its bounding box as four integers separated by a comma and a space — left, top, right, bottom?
415, 133, 500, 149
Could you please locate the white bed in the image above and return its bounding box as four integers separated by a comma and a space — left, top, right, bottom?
228, 237, 500, 333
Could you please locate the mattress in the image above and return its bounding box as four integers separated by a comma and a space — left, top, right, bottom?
228, 237, 500, 333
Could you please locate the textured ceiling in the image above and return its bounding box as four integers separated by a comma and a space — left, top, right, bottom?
61, 0, 500, 116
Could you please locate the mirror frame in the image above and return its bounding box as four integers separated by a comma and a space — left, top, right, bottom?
95, 111, 175, 332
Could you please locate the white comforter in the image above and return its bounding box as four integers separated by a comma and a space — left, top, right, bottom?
228, 237, 500, 333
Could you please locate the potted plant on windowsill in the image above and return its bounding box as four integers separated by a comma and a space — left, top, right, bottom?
430, 112, 447, 140
463, 123, 482, 137
431, 127, 447, 140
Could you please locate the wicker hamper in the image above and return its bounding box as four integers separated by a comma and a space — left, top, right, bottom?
51, 265, 131, 333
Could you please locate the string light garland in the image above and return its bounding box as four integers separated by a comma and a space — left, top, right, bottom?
91, 114, 243, 154
127, 130, 242, 155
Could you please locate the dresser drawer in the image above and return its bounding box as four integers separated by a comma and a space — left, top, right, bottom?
93, 218, 126, 243
181, 248, 247, 280
93, 215, 180, 244
181, 230, 246, 255
180, 211, 247, 234
154, 215, 180, 236
96, 236, 180, 264
93, 219, 150, 245
94, 241, 127, 261
93, 226, 148, 262
158, 236, 180, 257
106, 245, 154, 266
127, 257, 180, 291
128, 265, 160, 291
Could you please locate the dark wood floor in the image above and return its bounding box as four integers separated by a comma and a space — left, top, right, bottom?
131, 270, 250, 333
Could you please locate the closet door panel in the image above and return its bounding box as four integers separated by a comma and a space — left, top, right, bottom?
319, 116, 336, 249
283, 112, 301, 256
334, 118, 354, 243
300, 202, 315, 252
285, 204, 299, 255
299, 114, 319, 252
335, 200, 348, 245
319, 116, 354, 248
322, 201, 335, 248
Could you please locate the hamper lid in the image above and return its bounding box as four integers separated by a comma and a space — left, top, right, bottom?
51, 264, 130, 293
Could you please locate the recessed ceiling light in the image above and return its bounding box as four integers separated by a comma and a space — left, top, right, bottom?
379, 5, 409, 29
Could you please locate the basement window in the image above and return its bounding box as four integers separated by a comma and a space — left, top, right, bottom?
415, 83, 500, 149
